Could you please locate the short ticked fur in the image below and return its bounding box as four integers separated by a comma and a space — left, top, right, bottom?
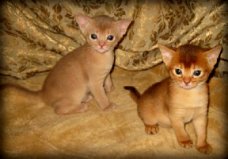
2, 14, 131, 115
125, 44, 222, 154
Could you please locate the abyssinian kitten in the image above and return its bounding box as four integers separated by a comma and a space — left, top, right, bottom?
2, 14, 131, 115
125, 44, 222, 154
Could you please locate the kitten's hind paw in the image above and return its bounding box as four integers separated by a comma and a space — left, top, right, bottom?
196, 143, 212, 154
145, 124, 159, 135
179, 140, 193, 148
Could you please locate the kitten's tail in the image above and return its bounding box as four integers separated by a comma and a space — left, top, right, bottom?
124, 86, 141, 103
0, 84, 42, 104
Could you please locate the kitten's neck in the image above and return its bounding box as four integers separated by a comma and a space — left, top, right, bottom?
82, 43, 115, 70
168, 78, 208, 108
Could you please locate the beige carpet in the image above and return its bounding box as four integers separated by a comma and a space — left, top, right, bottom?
0, 64, 227, 158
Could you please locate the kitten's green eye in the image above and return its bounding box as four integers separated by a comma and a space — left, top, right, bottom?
90, 34, 97, 40
175, 68, 182, 75
107, 35, 114, 41
193, 70, 201, 76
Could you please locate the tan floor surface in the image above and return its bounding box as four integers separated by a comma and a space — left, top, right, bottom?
0, 64, 227, 158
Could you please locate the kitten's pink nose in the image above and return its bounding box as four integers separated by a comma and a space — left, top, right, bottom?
99, 41, 106, 48
183, 77, 191, 85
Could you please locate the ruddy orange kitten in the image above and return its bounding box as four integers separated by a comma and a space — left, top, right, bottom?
1, 14, 131, 115
125, 44, 222, 154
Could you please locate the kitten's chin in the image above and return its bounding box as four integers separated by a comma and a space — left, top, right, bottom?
180, 85, 195, 89
98, 50, 109, 54
179, 83, 197, 90
95, 48, 110, 54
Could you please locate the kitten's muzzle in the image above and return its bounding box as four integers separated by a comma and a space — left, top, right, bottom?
183, 77, 191, 85
98, 41, 106, 48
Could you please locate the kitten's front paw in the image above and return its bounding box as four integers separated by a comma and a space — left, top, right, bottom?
103, 103, 117, 111
179, 140, 193, 148
145, 124, 159, 135
196, 143, 212, 154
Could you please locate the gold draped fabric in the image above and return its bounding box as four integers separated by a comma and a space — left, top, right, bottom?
0, 0, 227, 79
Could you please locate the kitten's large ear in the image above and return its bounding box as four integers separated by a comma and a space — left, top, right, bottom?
116, 19, 132, 36
204, 45, 222, 68
75, 14, 92, 34
158, 44, 176, 67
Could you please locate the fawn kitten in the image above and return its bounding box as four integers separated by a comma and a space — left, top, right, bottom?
2, 14, 131, 115
125, 44, 222, 154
